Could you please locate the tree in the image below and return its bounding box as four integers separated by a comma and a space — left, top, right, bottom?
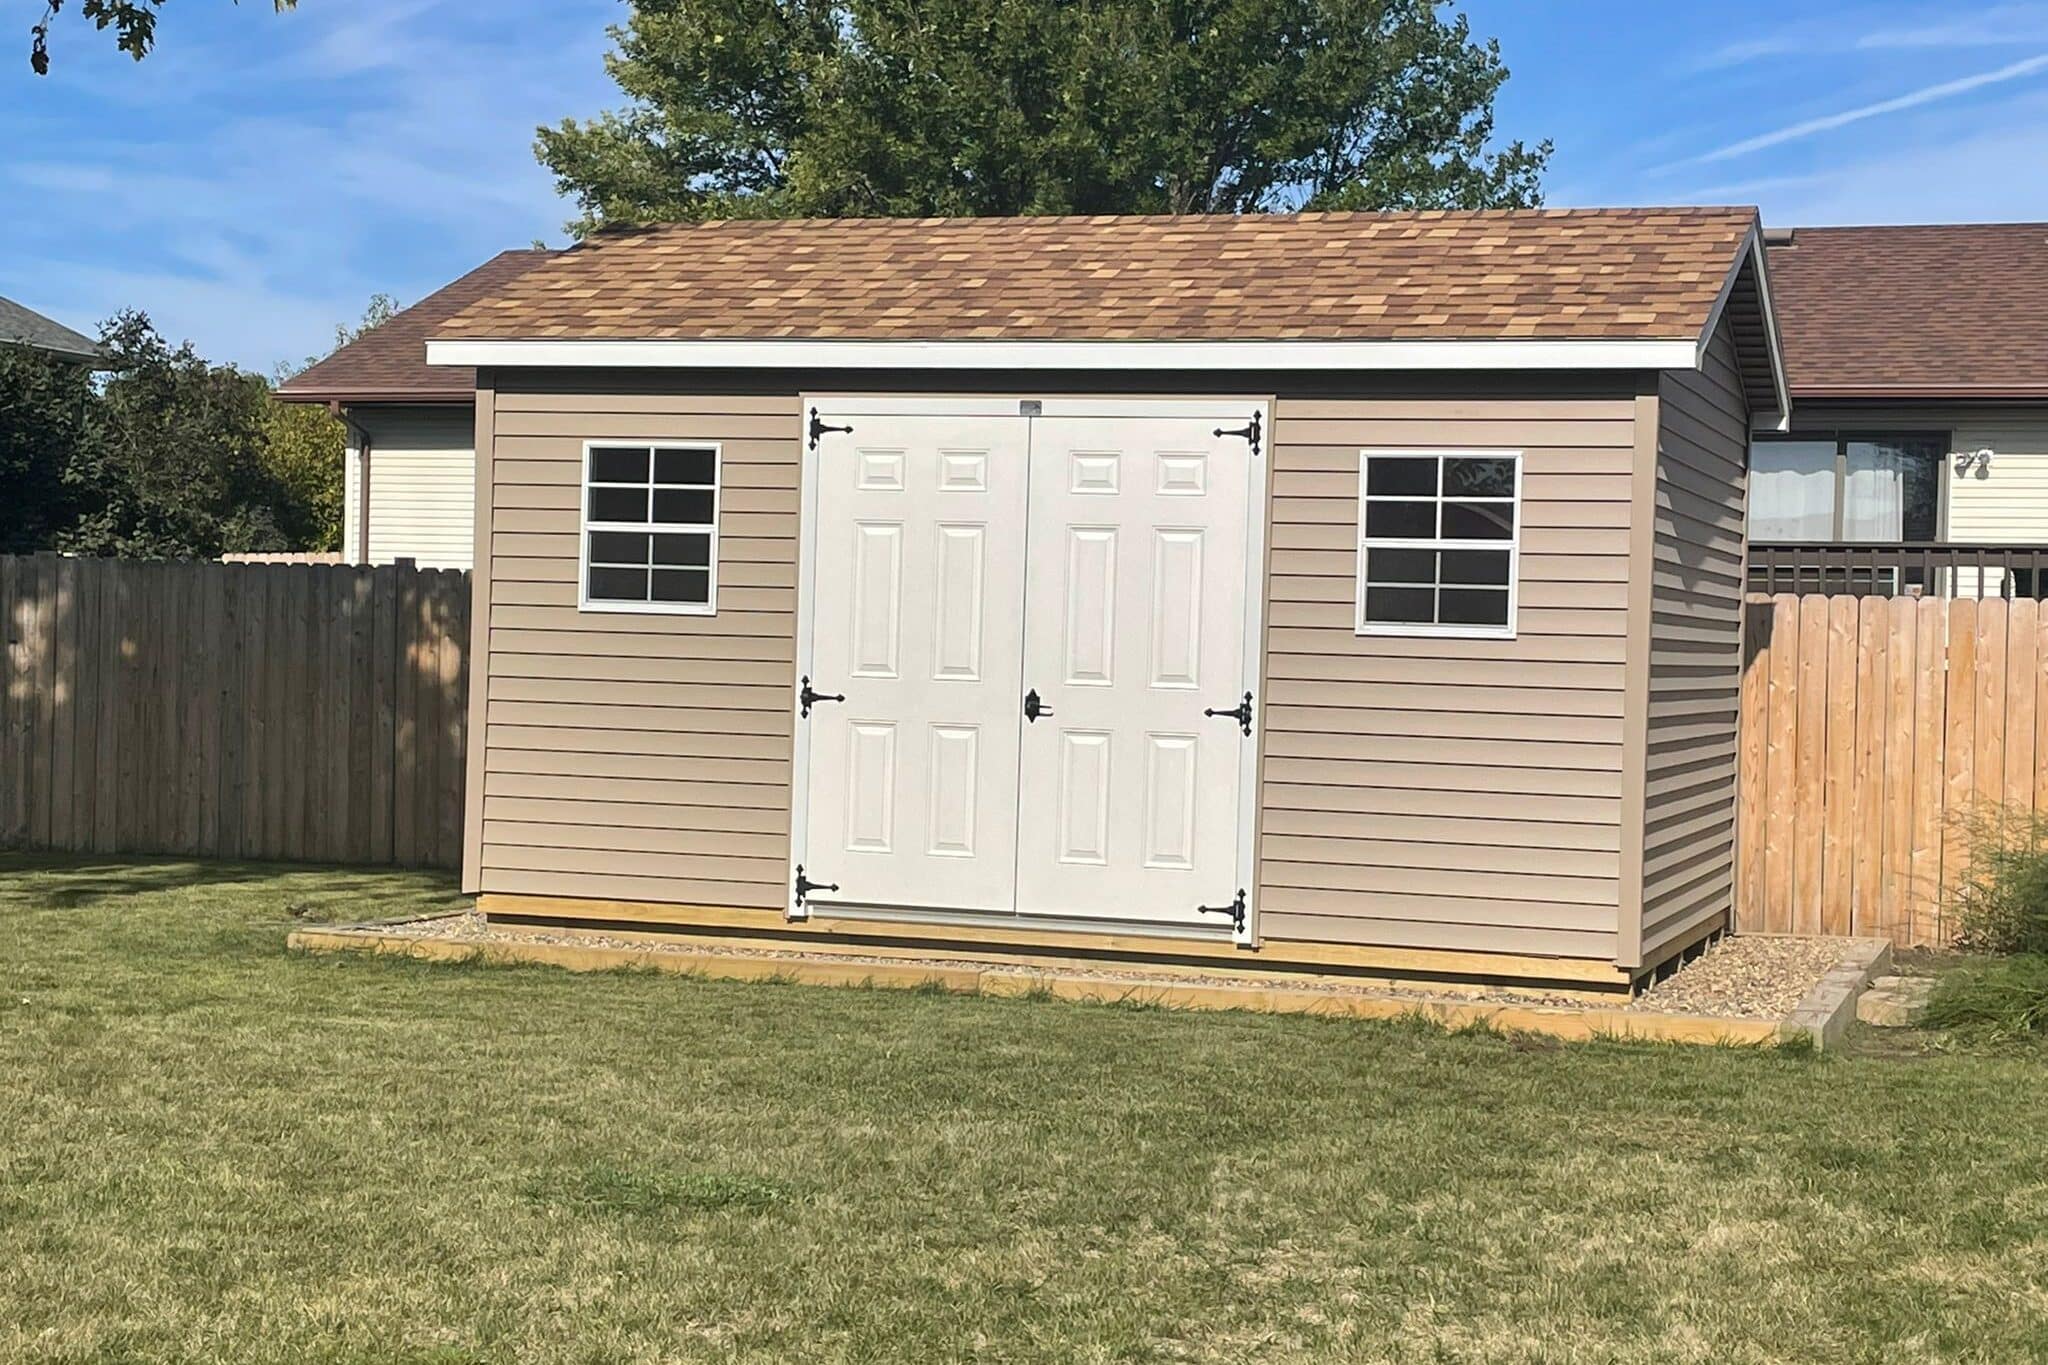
0, 346, 94, 553
60, 311, 291, 558
538, 0, 1548, 234
30, 0, 297, 75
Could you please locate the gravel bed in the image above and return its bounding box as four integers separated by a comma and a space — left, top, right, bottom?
1627, 934, 1854, 1017
353, 913, 1857, 1021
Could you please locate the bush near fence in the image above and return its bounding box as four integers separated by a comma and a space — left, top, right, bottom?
0, 554, 468, 870
1737, 593, 2048, 946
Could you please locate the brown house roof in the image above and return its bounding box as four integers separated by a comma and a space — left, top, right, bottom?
277, 249, 552, 404
1766, 224, 2048, 400
436, 209, 1761, 343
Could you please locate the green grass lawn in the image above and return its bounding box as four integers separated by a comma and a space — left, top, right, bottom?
4, 856, 2047, 1364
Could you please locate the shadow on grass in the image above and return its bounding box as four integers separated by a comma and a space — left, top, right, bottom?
0, 851, 465, 918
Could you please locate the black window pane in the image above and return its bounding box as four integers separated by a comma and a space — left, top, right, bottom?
1442, 501, 1515, 540
653, 532, 711, 567
655, 447, 717, 486
1439, 588, 1510, 627
1366, 457, 1437, 497
588, 531, 651, 566
1439, 548, 1511, 586
590, 446, 650, 483
1365, 585, 1434, 624
590, 487, 648, 523
1444, 458, 1516, 499
1365, 499, 1436, 539
651, 568, 710, 604
653, 488, 715, 526
587, 565, 648, 602
1366, 547, 1436, 584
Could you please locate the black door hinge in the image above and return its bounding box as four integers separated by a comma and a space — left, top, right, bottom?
799, 675, 845, 718
1198, 889, 1247, 934
808, 408, 853, 451
794, 864, 839, 908
1213, 411, 1262, 458
1204, 691, 1254, 736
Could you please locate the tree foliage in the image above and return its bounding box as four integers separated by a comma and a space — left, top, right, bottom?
0, 346, 94, 554
538, 0, 1548, 233
30, 0, 297, 75
263, 295, 403, 555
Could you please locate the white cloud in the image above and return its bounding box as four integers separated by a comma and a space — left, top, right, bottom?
1691, 51, 2048, 162
1695, 2, 2048, 68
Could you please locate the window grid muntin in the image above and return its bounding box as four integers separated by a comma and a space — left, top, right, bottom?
1357, 450, 1520, 638
580, 440, 721, 615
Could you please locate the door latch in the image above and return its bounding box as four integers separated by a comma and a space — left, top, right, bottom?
799, 676, 845, 718
794, 864, 838, 908
1023, 688, 1053, 722
1213, 411, 1262, 458
807, 408, 853, 451
1204, 692, 1254, 736
1197, 889, 1247, 934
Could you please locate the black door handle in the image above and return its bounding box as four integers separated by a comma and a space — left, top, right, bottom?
1023, 688, 1053, 722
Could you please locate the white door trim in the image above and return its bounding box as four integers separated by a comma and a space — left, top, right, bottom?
789, 393, 1271, 946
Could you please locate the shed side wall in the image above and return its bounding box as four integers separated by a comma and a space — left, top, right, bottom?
1641, 322, 1750, 964
473, 371, 1639, 960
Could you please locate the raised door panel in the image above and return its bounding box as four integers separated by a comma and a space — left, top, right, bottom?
1016, 414, 1256, 926
803, 413, 1029, 913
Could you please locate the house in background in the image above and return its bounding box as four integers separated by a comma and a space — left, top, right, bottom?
274, 249, 551, 569
0, 295, 100, 363
1755, 223, 2048, 595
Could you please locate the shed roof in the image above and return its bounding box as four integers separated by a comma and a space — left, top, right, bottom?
1766, 223, 2048, 400
436, 208, 1761, 344
0, 295, 99, 362
276, 249, 552, 404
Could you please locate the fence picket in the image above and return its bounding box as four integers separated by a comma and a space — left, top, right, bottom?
0, 556, 468, 871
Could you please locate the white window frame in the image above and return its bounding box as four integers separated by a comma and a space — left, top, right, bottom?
1355, 447, 1522, 640
576, 438, 722, 616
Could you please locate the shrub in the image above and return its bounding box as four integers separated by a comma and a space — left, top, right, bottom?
1944, 804, 2048, 955
1923, 955, 2048, 1038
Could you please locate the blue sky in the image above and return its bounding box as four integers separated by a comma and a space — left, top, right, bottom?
4, 0, 2047, 373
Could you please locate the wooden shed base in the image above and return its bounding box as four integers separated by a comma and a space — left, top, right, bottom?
288, 917, 1798, 1048
474, 893, 1643, 999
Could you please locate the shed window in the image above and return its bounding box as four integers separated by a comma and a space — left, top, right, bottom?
580, 442, 720, 614
1356, 450, 1520, 638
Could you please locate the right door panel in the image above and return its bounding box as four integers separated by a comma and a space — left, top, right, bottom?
1015, 413, 1256, 926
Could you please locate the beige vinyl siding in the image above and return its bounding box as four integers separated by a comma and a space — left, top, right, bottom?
1947, 421, 2048, 541
1257, 394, 1639, 963
342, 433, 366, 563
1637, 322, 1749, 965
475, 380, 800, 909
355, 406, 478, 569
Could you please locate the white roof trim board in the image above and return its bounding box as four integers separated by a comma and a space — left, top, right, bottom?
428, 337, 1706, 372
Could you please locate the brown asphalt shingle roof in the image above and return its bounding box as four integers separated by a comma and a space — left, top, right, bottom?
1767, 224, 2048, 399
436, 209, 1760, 344
277, 249, 552, 403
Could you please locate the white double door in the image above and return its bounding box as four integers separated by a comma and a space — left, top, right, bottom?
798, 399, 1264, 933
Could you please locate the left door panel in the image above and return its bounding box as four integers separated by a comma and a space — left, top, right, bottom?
800, 411, 1030, 914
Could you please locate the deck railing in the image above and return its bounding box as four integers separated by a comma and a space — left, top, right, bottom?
1748, 542, 2048, 599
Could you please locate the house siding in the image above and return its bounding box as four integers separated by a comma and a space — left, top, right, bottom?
1638, 322, 1750, 965
354, 406, 478, 570
470, 371, 1652, 964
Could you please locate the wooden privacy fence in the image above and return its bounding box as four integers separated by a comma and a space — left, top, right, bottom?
1737, 592, 2048, 945
1, 555, 469, 869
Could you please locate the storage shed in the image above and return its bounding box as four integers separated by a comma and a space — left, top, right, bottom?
428, 209, 1787, 994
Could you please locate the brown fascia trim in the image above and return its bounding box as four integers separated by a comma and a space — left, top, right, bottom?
272, 388, 476, 405
1791, 383, 2048, 400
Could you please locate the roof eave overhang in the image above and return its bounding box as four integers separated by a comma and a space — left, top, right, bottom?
272, 388, 477, 405
425, 336, 1706, 372
1698, 221, 1792, 430
1789, 385, 2048, 402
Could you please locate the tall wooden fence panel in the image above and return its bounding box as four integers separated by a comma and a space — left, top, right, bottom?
0, 555, 469, 870
1737, 592, 2048, 944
